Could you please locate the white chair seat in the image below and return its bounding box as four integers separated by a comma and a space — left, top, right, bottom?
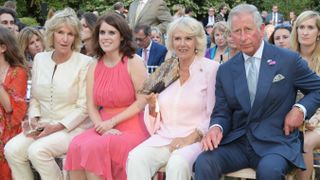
222, 168, 295, 180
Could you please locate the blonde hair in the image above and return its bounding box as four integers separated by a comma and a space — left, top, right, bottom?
45, 7, 81, 52
47, 7, 56, 20
211, 21, 228, 44
291, 10, 320, 74
18, 27, 44, 59
172, 4, 185, 17
166, 16, 206, 57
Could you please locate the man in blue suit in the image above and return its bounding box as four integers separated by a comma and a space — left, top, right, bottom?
265, 5, 284, 25
194, 4, 320, 180
133, 24, 167, 70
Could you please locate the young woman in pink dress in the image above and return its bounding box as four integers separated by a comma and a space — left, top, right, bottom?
64, 13, 149, 180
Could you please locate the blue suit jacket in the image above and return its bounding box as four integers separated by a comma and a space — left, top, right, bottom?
210, 42, 320, 169
137, 41, 167, 66
265, 12, 284, 25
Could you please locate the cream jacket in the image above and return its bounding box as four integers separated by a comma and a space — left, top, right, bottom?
29, 51, 92, 131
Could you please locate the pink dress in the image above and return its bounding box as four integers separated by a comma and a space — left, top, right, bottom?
65, 57, 148, 180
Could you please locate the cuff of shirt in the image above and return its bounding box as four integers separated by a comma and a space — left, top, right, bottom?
293, 103, 307, 119
209, 124, 223, 133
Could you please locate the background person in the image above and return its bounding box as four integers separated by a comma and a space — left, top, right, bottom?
205, 23, 214, 48
4, 8, 92, 180
3, 1, 25, 32
289, 11, 297, 26
80, 12, 97, 57
268, 24, 292, 49
113, 2, 126, 19
224, 27, 238, 60
134, 24, 167, 67
205, 21, 229, 63
127, 0, 172, 34
266, 4, 284, 25
0, 7, 16, 34
291, 10, 320, 180
150, 26, 163, 45
18, 27, 45, 69
172, 4, 185, 20
202, 7, 216, 28
215, 4, 229, 22
264, 24, 275, 40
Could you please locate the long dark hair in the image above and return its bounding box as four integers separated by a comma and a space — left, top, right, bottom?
0, 27, 27, 69
81, 12, 98, 31
92, 12, 136, 59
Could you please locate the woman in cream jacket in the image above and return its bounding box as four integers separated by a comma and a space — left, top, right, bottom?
4, 8, 92, 180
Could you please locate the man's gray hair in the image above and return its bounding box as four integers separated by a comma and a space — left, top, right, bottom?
227, 4, 263, 31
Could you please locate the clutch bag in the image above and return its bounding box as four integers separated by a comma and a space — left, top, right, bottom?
138, 57, 180, 94
22, 118, 44, 136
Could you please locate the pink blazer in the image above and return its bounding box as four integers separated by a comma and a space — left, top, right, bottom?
144, 57, 219, 146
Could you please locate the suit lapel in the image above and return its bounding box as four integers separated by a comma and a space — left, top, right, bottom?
232, 53, 251, 113
130, 1, 139, 24
137, 48, 143, 57
251, 43, 278, 112
137, 0, 152, 22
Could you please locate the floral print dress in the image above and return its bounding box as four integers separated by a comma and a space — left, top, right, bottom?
0, 67, 27, 180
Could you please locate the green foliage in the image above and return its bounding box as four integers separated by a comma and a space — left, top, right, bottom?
19, 17, 39, 26
310, 0, 320, 12
0, 0, 318, 23
79, 0, 109, 14
164, 0, 228, 19
257, 0, 312, 19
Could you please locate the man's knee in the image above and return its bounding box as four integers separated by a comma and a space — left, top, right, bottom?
256, 155, 288, 180
195, 152, 220, 173
256, 166, 285, 179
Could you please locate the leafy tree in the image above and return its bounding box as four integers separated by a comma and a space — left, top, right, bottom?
0, 0, 317, 26
257, 0, 312, 19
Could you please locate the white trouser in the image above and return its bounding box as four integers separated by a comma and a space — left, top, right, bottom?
4, 129, 81, 180
127, 145, 192, 180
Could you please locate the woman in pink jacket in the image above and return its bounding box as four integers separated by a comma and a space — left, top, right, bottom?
127, 16, 219, 180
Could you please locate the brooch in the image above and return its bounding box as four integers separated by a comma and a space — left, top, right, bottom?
267, 59, 276, 66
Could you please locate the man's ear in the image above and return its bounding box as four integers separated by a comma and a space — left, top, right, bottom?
260, 23, 265, 37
